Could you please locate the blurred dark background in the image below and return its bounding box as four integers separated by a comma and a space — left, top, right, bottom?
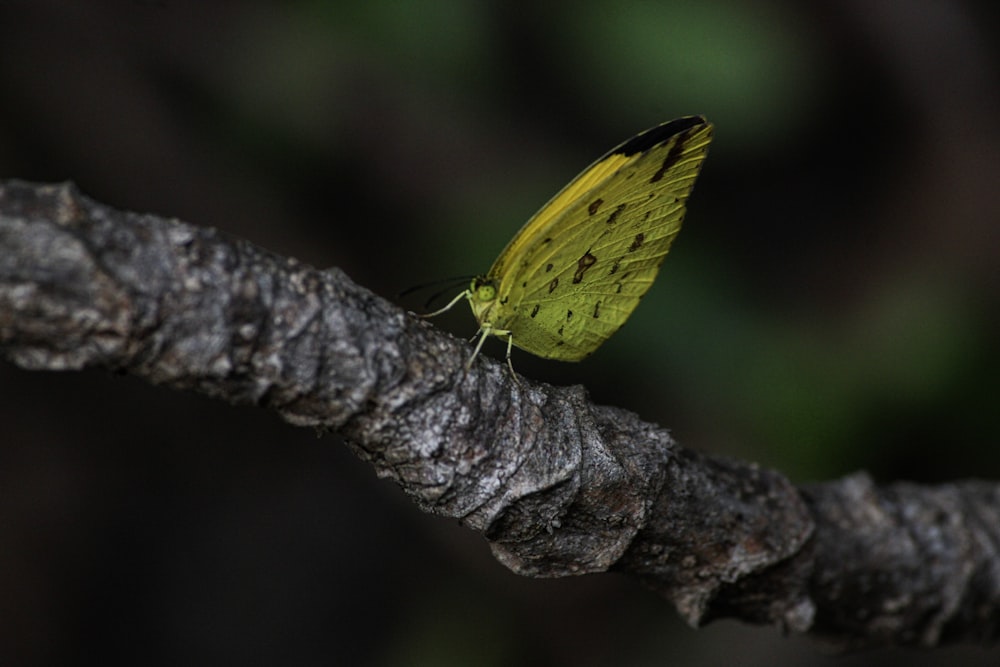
1, 1, 998, 664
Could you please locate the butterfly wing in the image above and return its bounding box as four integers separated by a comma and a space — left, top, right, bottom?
487, 116, 713, 360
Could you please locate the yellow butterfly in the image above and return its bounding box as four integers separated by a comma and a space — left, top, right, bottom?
429, 116, 713, 374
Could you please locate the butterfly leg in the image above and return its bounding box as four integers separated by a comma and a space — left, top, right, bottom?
421, 289, 471, 319
464, 327, 519, 382
465, 327, 491, 370
503, 332, 517, 380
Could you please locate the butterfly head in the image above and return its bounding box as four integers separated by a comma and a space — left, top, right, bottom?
468, 276, 500, 326
471, 276, 497, 302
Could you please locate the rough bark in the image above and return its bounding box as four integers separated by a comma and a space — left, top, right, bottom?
1, 179, 997, 647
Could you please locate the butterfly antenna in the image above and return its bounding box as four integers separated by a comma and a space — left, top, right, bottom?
397, 275, 474, 300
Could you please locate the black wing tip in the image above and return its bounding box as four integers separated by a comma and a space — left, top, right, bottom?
613, 115, 711, 158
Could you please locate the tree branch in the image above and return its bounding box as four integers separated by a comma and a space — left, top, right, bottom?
1, 179, 997, 647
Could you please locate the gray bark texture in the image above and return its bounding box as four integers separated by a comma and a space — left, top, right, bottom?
1, 179, 997, 648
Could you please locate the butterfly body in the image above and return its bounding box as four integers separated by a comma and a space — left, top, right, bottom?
460, 116, 713, 364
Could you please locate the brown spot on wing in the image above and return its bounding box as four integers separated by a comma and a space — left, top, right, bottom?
588, 198, 604, 215
606, 203, 627, 225
530, 304, 540, 318
649, 131, 691, 183
548, 277, 559, 293
628, 233, 645, 252
545, 263, 553, 273
573, 251, 597, 284
593, 301, 601, 318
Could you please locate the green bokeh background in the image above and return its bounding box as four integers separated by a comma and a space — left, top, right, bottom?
1, 1, 998, 664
